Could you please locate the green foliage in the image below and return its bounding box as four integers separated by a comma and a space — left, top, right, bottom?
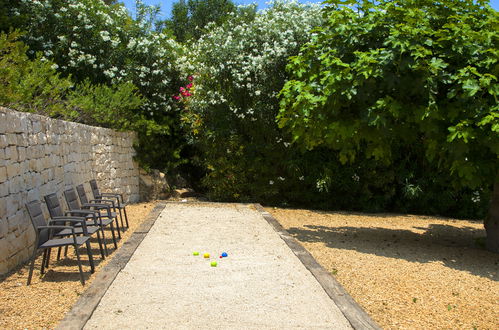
0, 31, 145, 130
179, 0, 323, 201
68, 80, 144, 129
4, 0, 189, 173
279, 0, 498, 191
0, 31, 72, 117
166, 0, 255, 42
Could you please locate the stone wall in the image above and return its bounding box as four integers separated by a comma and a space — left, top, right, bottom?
0, 107, 139, 275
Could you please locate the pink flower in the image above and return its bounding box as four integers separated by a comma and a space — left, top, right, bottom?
172, 95, 180, 101
186, 83, 193, 89
188, 75, 194, 81
180, 87, 186, 92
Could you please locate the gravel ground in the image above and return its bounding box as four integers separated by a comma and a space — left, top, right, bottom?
85, 202, 352, 329
3, 201, 497, 329
268, 207, 499, 330
0, 201, 157, 329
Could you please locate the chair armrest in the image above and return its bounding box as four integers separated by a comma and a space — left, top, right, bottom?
52, 215, 86, 221
90, 199, 115, 207
82, 203, 111, 210
38, 225, 74, 231
100, 193, 124, 205
48, 218, 89, 234
65, 209, 98, 216
38, 225, 78, 238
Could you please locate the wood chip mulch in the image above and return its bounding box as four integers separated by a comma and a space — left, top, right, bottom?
268, 207, 499, 330
0, 201, 157, 329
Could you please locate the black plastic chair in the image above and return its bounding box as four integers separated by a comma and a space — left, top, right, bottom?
62, 188, 120, 246
25, 200, 95, 285
44, 192, 116, 253
76, 184, 123, 238
89, 179, 129, 229
41, 193, 107, 266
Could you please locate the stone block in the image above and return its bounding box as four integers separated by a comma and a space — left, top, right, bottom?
0, 196, 6, 219
36, 132, 47, 145
39, 182, 55, 197
32, 120, 42, 133
7, 210, 23, 232
3, 233, 17, 258
6, 163, 20, 178
27, 188, 40, 202
10, 229, 29, 251
0, 238, 11, 263
6, 133, 17, 146
0, 219, 7, 239
0, 182, 8, 198
0, 111, 6, 132
16, 113, 29, 133
0, 134, 7, 148
5, 146, 18, 161
17, 147, 26, 162
28, 159, 37, 172
29, 133, 38, 146
16, 133, 29, 147
8, 175, 23, 194
42, 156, 52, 170
0, 167, 6, 183
54, 166, 64, 179
6, 193, 20, 216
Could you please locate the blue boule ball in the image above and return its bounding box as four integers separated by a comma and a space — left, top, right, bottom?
221, 252, 228, 257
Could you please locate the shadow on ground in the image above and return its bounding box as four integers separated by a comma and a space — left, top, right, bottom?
287, 221, 499, 281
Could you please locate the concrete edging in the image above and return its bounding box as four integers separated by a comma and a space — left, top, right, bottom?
56, 202, 167, 330
253, 204, 381, 330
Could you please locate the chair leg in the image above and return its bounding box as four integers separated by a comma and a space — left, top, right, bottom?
109, 223, 118, 249
114, 217, 122, 239
123, 207, 129, 228
119, 210, 125, 232
27, 248, 39, 285
41, 249, 48, 274
118, 208, 125, 230
100, 226, 109, 257
57, 246, 62, 261
45, 248, 51, 269
96, 230, 105, 260
73, 244, 85, 285
85, 240, 95, 273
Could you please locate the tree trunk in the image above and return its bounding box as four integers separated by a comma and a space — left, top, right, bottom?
484, 175, 499, 253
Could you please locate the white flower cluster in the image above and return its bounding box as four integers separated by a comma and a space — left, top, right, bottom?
178, 0, 322, 121
17, 0, 182, 114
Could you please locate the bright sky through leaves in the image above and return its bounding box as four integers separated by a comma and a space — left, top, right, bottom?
121, 0, 499, 19
122, 0, 325, 19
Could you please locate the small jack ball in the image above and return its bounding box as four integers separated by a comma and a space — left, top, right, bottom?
193, 251, 199, 256
219, 256, 222, 258
221, 252, 228, 258
203, 253, 210, 258
211, 261, 217, 267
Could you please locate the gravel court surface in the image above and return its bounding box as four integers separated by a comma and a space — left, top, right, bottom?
84, 203, 352, 329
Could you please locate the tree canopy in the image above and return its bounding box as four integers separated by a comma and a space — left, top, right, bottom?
278, 0, 498, 190
165, 0, 256, 42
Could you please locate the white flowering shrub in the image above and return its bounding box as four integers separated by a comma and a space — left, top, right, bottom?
15, 0, 181, 115
10, 0, 188, 170
179, 1, 323, 201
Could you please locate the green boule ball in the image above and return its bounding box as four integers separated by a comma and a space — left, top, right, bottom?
211, 261, 217, 267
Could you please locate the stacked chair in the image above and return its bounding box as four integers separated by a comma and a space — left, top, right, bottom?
89, 179, 129, 229
25, 201, 97, 285
24, 179, 130, 285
